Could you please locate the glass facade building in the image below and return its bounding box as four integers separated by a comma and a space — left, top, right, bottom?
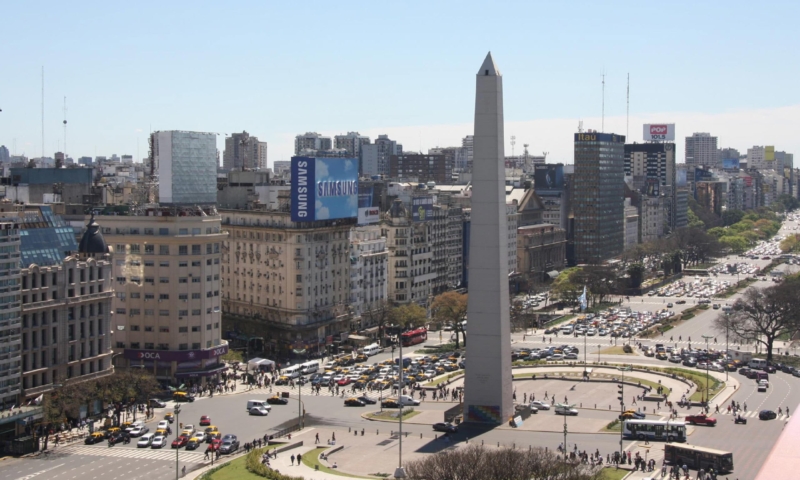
153, 131, 218, 205
573, 132, 625, 264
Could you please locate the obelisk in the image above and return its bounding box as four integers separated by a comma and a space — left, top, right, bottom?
463, 52, 513, 424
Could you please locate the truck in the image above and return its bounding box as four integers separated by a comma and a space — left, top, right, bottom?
685, 413, 717, 426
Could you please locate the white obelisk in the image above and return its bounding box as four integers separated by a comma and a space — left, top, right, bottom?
463, 52, 513, 424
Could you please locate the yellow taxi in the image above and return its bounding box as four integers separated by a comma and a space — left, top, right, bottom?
85, 432, 106, 444
106, 426, 121, 435
155, 428, 168, 437
164, 412, 175, 423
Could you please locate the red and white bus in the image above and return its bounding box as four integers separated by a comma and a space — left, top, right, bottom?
401, 327, 427, 347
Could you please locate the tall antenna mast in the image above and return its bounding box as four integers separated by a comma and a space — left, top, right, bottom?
601, 71, 606, 133
626, 73, 630, 139
41, 66, 45, 160
63, 96, 68, 165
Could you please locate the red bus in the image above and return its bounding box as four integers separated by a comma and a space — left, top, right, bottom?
401, 328, 427, 347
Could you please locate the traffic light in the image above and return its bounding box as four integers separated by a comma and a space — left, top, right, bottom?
617, 385, 624, 401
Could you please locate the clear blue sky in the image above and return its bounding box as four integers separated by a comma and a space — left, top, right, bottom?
2, 1, 798, 165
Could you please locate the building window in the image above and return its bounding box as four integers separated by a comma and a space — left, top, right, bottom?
144, 245, 155, 255
130, 325, 140, 331
159, 228, 169, 236
159, 310, 170, 316
160, 261, 170, 267
179, 261, 188, 267
159, 294, 169, 300
144, 326, 153, 332
192, 343, 201, 349
192, 309, 201, 316
179, 277, 188, 283
159, 326, 169, 333
191, 326, 200, 332
192, 261, 201, 267
178, 310, 188, 317
179, 246, 188, 255
159, 277, 169, 284
192, 245, 201, 255
144, 343, 154, 349
206, 324, 211, 330
178, 343, 188, 350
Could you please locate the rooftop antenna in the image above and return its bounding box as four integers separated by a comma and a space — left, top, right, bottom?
511, 135, 516, 157
601, 70, 606, 133
41, 66, 44, 160
63, 96, 68, 164
578, 120, 584, 133
626, 73, 630, 139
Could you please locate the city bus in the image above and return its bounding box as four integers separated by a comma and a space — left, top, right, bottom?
664, 444, 734, 474
401, 327, 428, 347
622, 419, 686, 442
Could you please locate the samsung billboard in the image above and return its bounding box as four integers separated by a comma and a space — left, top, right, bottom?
722, 158, 740, 170
291, 157, 359, 222
643, 123, 675, 141
533, 164, 564, 191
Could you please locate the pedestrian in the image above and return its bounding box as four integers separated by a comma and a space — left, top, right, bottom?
315, 432, 319, 444
291, 454, 295, 465
297, 453, 302, 465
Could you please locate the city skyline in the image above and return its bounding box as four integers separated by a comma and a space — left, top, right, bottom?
1, 1, 798, 166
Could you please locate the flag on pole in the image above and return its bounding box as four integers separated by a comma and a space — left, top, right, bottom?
579, 286, 588, 312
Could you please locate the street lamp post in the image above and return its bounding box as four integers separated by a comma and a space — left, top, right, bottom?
297, 380, 304, 428
702, 335, 713, 408
616, 366, 631, 461
725, 317, 730, 382
174, 405, 181, 480
395, 335, 406, 480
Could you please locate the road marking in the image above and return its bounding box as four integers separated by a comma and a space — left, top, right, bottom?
66, 446, 206, 463
18, 463, 65, 480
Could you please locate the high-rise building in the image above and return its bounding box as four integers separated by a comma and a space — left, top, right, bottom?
101, 209, 226, 381
747, 145, 776, 171
152, 131, 217, 205
624, 142, 677, 231
348, 226, 388, 320
0, 145, 9, 163
334, 132, 370, 159
389, 153, 452, 184
573, 131, 626, 264
685, 132, 718, 168
0, 221, 20, 409
294, 132, 332, 155
361, 135, 401, 177
460, 135, 474, 172
223, 132, 267, 171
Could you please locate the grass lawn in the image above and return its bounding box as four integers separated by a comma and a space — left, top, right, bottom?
206, 454, 260, 480
366, 410, 421, 421
602, 419, 621, 432
300, 447, 376, 479
660, 367, 723, 401
425, 372, 463, 387
599, 346, 634, 355
596, 467, 630, 480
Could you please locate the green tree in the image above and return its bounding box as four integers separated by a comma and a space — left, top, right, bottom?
780, 234, 800, 253
362, 299, 394, 347
550, 268, 581, 305
718, 235, 749, 254
626, 263, 645, 289
722, 209, 745, 226
430, 291, 469, 348
389, 303, 427, 330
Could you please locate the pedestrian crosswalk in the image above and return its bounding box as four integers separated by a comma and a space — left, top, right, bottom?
688, 410, 790, 420
67, 445, 207, 463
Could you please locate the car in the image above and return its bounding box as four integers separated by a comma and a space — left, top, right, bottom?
164, 412, 175, 423
137, 433, 155, 448
758, 383, 768, 392
149, 398, 167, 408
668, 355, 682, 363
619, 410, 646, 420
337, 377, 352, 386
267, 395, 289, 405
712, 303, 721, 310
151, 435, 168, 449
204, 427, 221, 442
432, 422, 459, 433
555, 405, 579, 416
676, 300, 687, 304
685, 413, 717, 426
667, 303, 674, 308
682, 358, 697, 368
381, 399, 400, 408
765, 365, 777, 373
186, 436, 204, 450
739, 367, 751, 376
530, 400, 551, 410
208, 438, 222, 452
250, 406, 270, 416
219, 434, 240, 454
157, 420, 170, 431
357, 396, 377, 405
85, 432, 106, 444
171, 435, 189, 448
172, 392, 196, 403
344, 398, 366, 407
564, 353, 578, 360
199, 415, 211, 426
759, 409, 778, 420
129, 425, 149, 437
549, 354, 564, 361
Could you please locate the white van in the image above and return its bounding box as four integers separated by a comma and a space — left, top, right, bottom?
301, 361, 319, 375
363, 344, 382, 357
246, 400, 271, 412
283, 365, 302, 379
397, 395, 420, 406
749, 358, 768, 370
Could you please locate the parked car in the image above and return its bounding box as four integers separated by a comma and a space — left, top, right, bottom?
432, 422, 458, 433
219, 434, 240, 454
151, 435, 168, 449
85, 432, 106, 445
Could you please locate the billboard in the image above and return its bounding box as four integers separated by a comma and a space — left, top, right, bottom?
722, 158, 740, 170
533, 164, 564, 190
411, 196, 434, 222
358, 186, 374, 208
358, 207, 380, 225
291, 157, 359, 222
643, 123, 675, 141
695, 167, 714, 183
645, 178, 660, 197
676, 168, 687, 187
765, 146, 775, 161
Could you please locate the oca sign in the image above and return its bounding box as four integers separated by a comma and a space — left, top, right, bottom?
643, 123, 675, 141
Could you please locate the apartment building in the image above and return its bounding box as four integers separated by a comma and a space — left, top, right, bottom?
0, 222, 20, 409
348, 226, 388, 320
19, 211, 114, 401
383, 200, 434, 305
100, 208, 227, 381
516, 224, 567, 278
220, 210, 355, 357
